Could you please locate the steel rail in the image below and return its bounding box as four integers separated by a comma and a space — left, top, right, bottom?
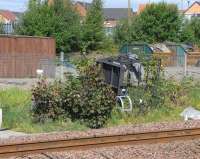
1, 127, 200, 158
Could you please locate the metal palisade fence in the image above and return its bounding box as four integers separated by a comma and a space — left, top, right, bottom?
163, 53, 200, 80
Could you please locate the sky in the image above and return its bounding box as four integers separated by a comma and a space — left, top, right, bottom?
0, 0, 197, 12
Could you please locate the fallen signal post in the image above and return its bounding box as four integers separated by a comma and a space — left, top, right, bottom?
1, 127, 200, 158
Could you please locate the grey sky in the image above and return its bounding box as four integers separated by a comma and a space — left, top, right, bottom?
0, 0, 196, 12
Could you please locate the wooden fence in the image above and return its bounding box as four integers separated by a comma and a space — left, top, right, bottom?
154, 52, 200, 66
0, 35, 56, 78
187, 52, 200, 66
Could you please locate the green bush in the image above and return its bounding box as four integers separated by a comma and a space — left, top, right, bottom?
114, 3, 182, 44
32, 65, 116, 129
17, 0, 81, 53
32, 79, 64, 122
62, 65, 116, 128
126, 56, 166, 114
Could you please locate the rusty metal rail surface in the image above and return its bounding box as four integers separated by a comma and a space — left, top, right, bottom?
1, 127, 200, 157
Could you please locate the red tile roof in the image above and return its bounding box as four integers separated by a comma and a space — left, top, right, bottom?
138, 4, 148, 14
0, 10, 16, 22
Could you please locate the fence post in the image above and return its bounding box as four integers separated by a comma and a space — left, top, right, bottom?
60, 52, 64, 80
184, 53, 187, 77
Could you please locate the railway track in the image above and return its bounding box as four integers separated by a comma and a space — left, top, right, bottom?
1, 127, 200, 158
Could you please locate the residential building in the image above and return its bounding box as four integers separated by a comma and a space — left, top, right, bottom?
184, 1, 200, 19
74, 1, 133, 36
103, 8, 133, 35
0, 10, 16, 24
0, 10, 18, 34
137, 4, 148, 14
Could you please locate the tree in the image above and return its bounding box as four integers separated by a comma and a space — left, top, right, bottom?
115, 3, 182, 44
0, 23, 4, 34
16, 0, 81, 53
179, 19, 195, 44
82, 0, 105, 51
114, 19, 133, 45
180, 17, 200, 46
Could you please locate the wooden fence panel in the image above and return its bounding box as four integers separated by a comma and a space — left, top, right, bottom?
0, 35, 56, 78
154, 52, 200, 66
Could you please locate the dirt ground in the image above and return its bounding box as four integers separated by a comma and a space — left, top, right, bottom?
0, 66, 199, 89
164, 66, 200, 80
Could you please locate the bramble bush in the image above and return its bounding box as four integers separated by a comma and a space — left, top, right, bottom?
62, 65, 115, 128
32, 79, 64, 122
32, 65, 115, 128
128, 54, 194, 114
128, 60, 165, 114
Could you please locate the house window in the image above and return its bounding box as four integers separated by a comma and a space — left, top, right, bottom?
2, 22, 16, 34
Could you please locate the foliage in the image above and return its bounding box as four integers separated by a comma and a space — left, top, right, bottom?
32, 65, 115, 129
179, 19, 195, 44
16, 0, 81, 53
180, 17, 200, 47
114, 19, 132, 45
114, 3, 182, 44
82, 0, 105, 51
1, 78, 200, 133
0, 88, 87, 133
32, 79, 64, 122
108, 78, 200, 127
127, 60, 198, 115
101, 37, 119, 53
72, 58, 94, 72
0, 23, 4, 34
62, 65, 116, 128
128, 56, 165, 114
107, 106, 183, 127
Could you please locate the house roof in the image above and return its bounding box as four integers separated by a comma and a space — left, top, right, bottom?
0, 10, 16, 22
138, 4, 148, 14
184, 1, 200, 14
103, 8, 132, 20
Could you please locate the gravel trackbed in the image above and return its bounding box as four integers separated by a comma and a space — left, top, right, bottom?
2, 120, 200, 159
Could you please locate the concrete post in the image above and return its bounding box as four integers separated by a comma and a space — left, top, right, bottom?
184, 53, 187, 77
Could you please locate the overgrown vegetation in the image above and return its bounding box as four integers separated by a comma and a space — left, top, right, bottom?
0, 78, 199, 133
0, 23, 4, 34
0, 76, 200, 133
114, 2, 200, 47
119, 52, 165, 114
180, 18, 200, 47
82, 0, 105, 52
16, 0, 109, 54
108, 78, 200, 127
32, 79, 64, 122
0, 88, 87, 133
32, 65, 115, 128
114, 3, 182, 45
16, 0, 81, 53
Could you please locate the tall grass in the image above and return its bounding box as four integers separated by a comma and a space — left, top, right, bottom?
0, 88, 87, 133
1, 78, 200, 133
107, 79, 200, 127
107, 106, 183, 127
